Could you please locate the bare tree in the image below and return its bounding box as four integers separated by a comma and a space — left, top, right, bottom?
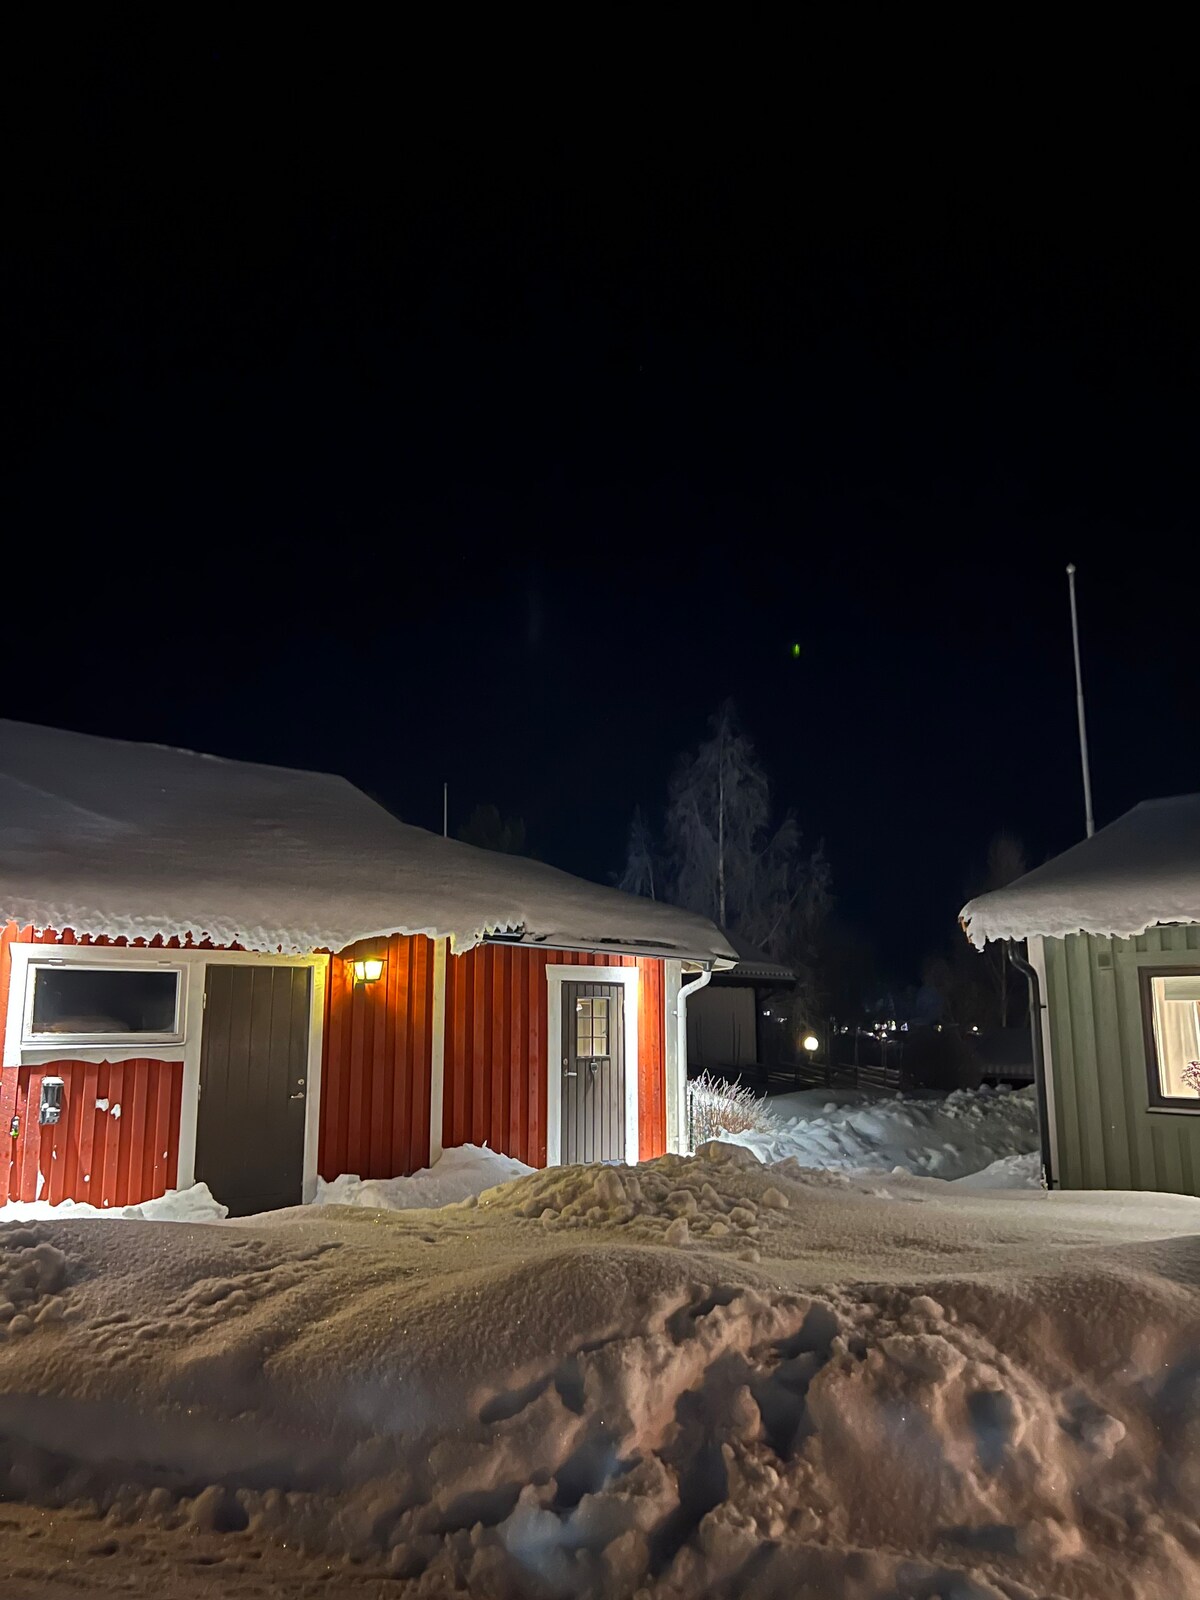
617, 805, 658, 900
664, 702, 830, 1001
665, 700, 773, 930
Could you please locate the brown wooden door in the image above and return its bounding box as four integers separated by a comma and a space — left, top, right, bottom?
561, 981, 625, 1164
195, 964, 311, 1216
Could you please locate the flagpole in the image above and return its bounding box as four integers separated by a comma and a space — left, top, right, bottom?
1066, 563, 1095, 838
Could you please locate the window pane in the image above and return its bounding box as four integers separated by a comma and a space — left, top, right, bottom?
29, 968, 180, 1037
1151, 976, 1200, 1098
576, 996, 610, 1057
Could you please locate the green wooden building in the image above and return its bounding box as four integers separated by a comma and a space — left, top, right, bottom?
961, 796, 1200, 1196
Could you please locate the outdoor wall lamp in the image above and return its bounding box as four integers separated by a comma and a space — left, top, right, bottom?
802, 1033, 820, 1053
351, 957, 386, 985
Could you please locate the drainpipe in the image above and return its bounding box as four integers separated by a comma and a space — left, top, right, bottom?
677, 967, 712, 1153
1007, 943, 1056, 1188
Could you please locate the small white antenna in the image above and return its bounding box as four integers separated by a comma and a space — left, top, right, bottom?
1066, 563, 1095, 838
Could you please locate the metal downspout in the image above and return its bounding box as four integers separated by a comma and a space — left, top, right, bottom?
677, 968, 712, 1152
1007, 943, 1056, 1188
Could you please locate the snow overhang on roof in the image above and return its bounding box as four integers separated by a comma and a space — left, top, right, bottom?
0, 720, 738, 967
717, 932, 796, 984
960, 794, 1200, 947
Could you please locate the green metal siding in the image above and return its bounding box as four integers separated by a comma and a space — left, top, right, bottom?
1044, 926, 1200, 1194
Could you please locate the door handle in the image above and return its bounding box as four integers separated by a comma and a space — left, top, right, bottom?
289, 1091, 306, 1100
562, 1071, 578, 1079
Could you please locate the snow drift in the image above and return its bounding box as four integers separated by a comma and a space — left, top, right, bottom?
2, 1147, 1199, 1597
0, 1181, 228, 1225
728, 1085, 1041, 1183
313, 1143, 534, 1210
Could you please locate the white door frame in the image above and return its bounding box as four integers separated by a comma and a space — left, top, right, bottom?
3, 943, 328, 1205
546, 963, 639, 1166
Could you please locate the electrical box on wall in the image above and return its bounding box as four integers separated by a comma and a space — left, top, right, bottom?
39, 1077, 64, 1126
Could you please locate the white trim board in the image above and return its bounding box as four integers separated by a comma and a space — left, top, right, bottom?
545, 963, 639, 1167
3, 942, 329, 1204
428, 937, 447, 1163
663, 960, 684, 1153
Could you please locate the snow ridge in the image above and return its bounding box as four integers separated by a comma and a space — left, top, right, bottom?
2, 1149, 1199, 1596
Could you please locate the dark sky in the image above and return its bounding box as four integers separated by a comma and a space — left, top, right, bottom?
4, 28, 1197, 980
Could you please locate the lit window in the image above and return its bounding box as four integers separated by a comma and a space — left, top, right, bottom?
23, 964, 184, 1047
1143, 971, 1200, 1106
575, 995, 610, 1058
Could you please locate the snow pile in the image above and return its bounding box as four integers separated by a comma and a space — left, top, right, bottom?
2, 1151, 1199, 1596
0, 1182, 227, 1224
727, 1085, 1040, 1183
314, 1143, 534, 1210
482, 1142, 788, 1259
953, 1150, 1045, 1190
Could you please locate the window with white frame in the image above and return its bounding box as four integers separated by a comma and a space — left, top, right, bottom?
1143, 970, 1200, 1107
575, 995, 611, 1058
22, 963, 185, 1048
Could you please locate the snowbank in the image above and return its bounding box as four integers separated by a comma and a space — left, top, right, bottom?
726, 1085, 1040, 1183
0, 1148, 531, 1230
313, 1143, 534, 1210
0, 1181, 227, 1224
2, 1148, 1199, 1597
952, 1150, 1045, 1190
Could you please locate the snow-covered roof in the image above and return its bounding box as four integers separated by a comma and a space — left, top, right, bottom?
960, 795, 1200, 947
720, 932, 795, 984
0, 720, 737, 964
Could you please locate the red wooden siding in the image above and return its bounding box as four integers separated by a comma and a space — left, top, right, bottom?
442, 946, 667, 1167
1, 924, 672, 1198
1, 1059, 183, 1207
1, 923, 203, 1207
319, 932, 435, 1182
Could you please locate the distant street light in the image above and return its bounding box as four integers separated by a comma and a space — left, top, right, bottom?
803, 1034, 819, 1053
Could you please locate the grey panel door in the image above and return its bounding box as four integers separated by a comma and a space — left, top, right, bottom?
561, 981, 625, 1164
195, 965, 311, 1216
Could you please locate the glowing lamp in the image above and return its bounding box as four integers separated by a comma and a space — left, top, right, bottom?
802, 1033, 819, 1053
352, 956, 385, 984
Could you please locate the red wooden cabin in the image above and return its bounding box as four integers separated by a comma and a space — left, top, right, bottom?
0, 721, 733, 1214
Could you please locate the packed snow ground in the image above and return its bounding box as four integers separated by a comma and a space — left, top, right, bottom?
729, 1084, 1042, 1185
2, 1145, 1199, 1598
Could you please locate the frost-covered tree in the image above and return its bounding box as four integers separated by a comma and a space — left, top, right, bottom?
617, 804, 658, 900
664, 700, 771, 930
664, 702, 830, 992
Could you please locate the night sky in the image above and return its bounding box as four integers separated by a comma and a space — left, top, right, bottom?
6, 30, 1197, 981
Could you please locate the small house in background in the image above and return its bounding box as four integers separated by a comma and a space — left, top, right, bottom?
0, 720, 734, 1215
686, 935, 795, 1076
961, 796, 1200, 1197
